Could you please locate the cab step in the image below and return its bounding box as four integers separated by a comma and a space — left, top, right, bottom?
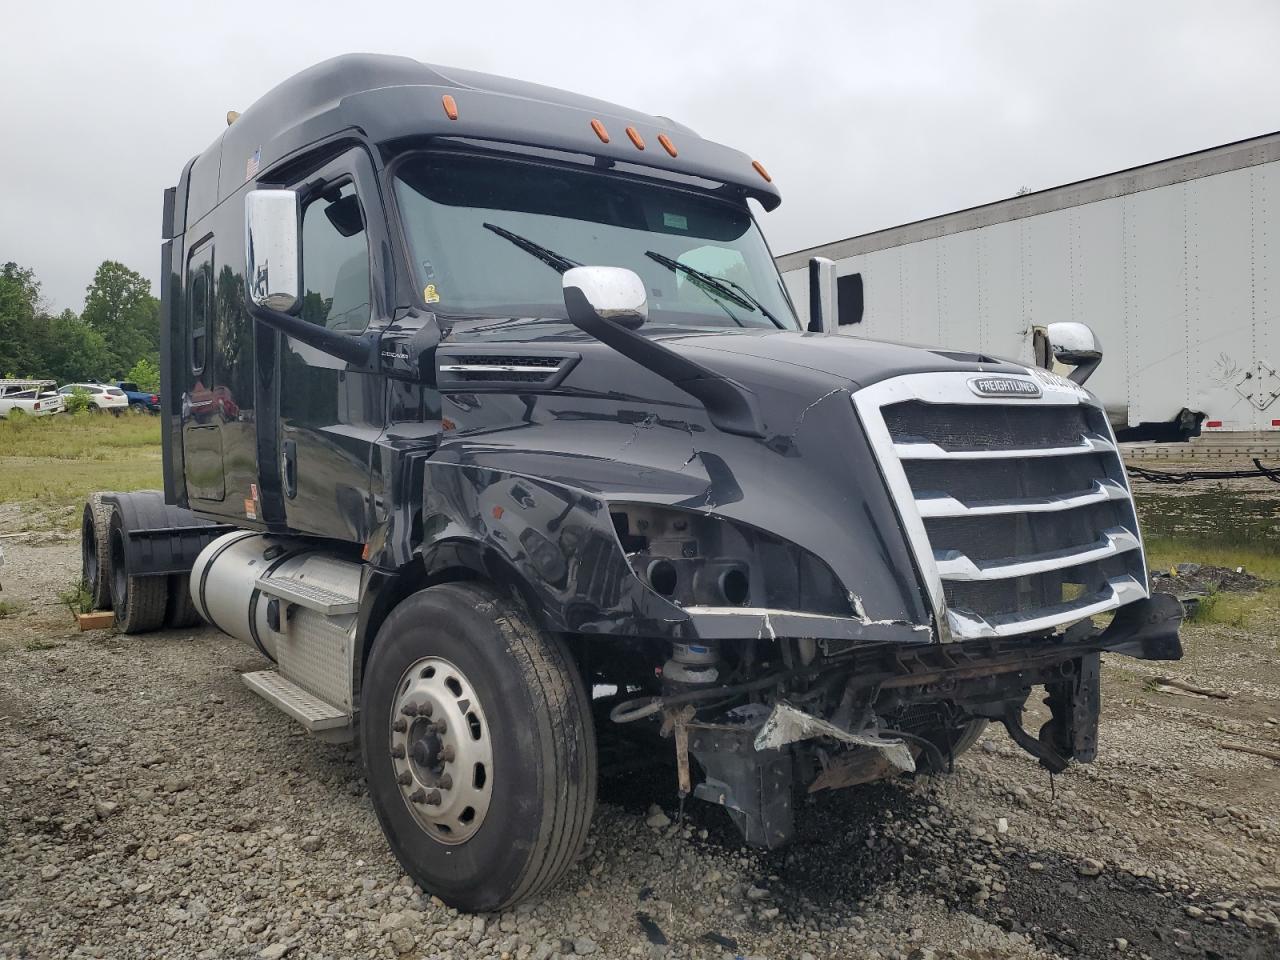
254, 574, 359, 615
242, 669, 351, 734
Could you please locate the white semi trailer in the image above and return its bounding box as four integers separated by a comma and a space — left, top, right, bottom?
777, 132, 1280, 440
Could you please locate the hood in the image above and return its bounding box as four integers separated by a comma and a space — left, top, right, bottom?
661, 327, 1032, 390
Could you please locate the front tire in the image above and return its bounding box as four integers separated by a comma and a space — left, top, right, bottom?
361, 582, 596, 912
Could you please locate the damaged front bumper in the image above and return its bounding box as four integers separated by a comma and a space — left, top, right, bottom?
675, 594, 1183, 849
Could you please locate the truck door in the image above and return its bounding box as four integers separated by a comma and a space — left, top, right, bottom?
276, 148, 387, 542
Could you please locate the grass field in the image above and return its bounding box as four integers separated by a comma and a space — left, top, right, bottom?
0, 413, 162, 532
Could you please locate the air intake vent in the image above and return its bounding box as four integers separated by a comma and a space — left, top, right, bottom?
436, 351, 579, 391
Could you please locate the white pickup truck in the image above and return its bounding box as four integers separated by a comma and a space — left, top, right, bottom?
0, 380, 65, 418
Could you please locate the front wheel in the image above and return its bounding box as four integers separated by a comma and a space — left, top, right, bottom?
361, 582, 596, 912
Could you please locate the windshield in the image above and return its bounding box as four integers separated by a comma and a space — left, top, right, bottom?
393, 153, 799, 330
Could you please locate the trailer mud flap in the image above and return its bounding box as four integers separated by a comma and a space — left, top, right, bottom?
689, 725, 793, 849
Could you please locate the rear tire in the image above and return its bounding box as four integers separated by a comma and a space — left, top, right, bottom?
129, 402, 147, 415
81, 493, 113, 610
164, 574, 202, 629
107, 511, 169, 634
361, 582, 596, 912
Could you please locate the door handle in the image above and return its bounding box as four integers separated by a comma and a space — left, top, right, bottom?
282, 439, 297, 499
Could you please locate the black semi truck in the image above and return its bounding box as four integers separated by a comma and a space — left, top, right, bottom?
83, 54, 1183, 912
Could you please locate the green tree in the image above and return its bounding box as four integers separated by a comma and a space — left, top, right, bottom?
125, 355, 161, 393
0, 262, 42, 375
81, 261, 159, 376
37, 310, 113, 383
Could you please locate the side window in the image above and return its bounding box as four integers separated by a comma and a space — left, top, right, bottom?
300, 181, 370, 332
837, 273, 864, 326
188, 242, 213, 373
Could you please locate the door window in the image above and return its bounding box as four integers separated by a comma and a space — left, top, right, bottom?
188, 243, 214, 373
300, 182, 370, 332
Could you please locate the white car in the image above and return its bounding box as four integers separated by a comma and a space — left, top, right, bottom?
0, 380, 65, 418
58, 382, 129, 414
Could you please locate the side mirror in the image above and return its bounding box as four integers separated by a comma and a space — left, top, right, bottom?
807, 256, 837, 333
1043, 321, 1102, 386
561, 266, 765, 437
243, 189, 374, 368
562, 266, 647, 331
245, 190, 300, 313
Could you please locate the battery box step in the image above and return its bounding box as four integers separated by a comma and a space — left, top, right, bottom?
254, 575, 359, 615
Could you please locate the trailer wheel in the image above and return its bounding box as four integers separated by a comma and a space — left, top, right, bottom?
164, 573, 203, 629
81, 493, 113, 610
362, 582, 596, 912
107, 511, 169, 634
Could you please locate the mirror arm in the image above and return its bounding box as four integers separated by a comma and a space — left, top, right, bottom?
247, 302, 377, 367
564, 287, 765, 438
1066, 357, 1100, 386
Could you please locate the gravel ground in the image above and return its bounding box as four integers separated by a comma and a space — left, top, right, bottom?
2, 536, 1279, 960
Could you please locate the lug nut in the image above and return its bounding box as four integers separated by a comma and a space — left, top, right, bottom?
392, 718, 407, 733
425, 789, 443, 806
437, 774, 453, 791
401, 702, 418, 717
409, 787, 427, 803
396, 771, 412, 786
439, 744, 455, 763
389, 745, 405, 759
429, 719, 447, 734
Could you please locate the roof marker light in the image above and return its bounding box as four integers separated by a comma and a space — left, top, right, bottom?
658, 133, 678, 157
591, 118, 610, 143
752, 160, 772, 183
441, 94, 458, 121
625, 126, 645, 150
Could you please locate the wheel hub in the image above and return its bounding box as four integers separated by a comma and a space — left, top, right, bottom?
389, 656, 492, 844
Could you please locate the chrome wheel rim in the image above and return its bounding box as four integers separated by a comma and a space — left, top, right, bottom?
389, 656, 493, 844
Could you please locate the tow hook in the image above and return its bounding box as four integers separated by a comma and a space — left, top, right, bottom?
999, 703, 1070, 773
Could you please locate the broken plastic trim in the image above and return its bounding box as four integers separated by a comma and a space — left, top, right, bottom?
754, 702, 917, 772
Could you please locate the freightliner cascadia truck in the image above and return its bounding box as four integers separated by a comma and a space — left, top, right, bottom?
82, 54, 1183, 912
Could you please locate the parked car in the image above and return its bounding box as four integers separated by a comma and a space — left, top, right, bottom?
58, 382, 129, 414
116, 381, 161, 414
0, 380, 65, 418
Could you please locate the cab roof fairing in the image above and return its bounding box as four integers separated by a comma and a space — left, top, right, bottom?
181, 53, 780, 228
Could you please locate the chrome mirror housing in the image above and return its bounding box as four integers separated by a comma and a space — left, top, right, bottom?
807, 256, 837, 333
245, 190, 300, 314
1044, 321, 1102, 385
562, 266, 648, 331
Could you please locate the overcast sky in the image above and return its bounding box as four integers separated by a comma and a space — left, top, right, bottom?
2, 0, 1278, 312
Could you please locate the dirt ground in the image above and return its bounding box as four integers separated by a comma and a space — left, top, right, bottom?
1, 525, 1278, 960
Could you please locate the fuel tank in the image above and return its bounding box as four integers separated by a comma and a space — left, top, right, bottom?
190, 531, 363, 666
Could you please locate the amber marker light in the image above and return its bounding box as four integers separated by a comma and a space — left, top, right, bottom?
752, 159, 772, 182
591, 118, 610, 143
626, 126, 645, 149
658, 133, 678, 157
441, 94, 458, 120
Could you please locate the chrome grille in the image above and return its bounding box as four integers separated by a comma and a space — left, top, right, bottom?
853, 370, 1148, 640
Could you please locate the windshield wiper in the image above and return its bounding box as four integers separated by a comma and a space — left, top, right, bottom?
483, 223, 581, 274
644, 251, 785, 329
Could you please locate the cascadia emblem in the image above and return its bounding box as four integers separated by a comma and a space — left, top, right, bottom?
968, 376, 1042, 399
